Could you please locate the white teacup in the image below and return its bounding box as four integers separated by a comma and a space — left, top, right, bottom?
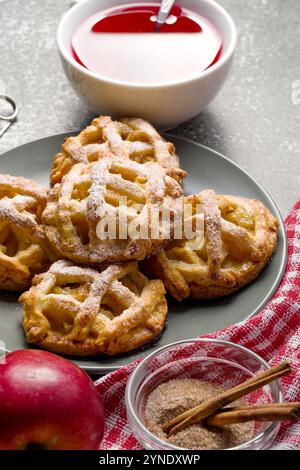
57, 0, 237, 129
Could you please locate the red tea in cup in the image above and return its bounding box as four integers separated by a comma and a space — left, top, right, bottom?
72, 3, 222, 85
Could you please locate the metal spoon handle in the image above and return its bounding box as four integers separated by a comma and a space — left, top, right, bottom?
156, 0, 175, 25
0, 95, 18, 138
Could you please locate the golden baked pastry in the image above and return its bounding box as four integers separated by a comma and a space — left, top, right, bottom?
142, 190, 279, 300
43, 157, 183, 264
0, 174, 50, 291
50, 115, 186, 185
20, 259, 167, 356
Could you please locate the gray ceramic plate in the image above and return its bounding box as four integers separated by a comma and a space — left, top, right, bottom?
0, 133, 287, 374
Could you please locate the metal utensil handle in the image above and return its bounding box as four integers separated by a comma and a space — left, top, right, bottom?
0, 95, 18, 121
0, 95, 18, 138
156, 0, 176, 25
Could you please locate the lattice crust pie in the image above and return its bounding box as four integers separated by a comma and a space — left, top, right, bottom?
0, 174, 51, 291
50, 115, 186, 186
20, 260, 167, 356
142, 190, 279, 300
43, 157, 184, 264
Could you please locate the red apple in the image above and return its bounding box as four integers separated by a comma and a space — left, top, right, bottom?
0, 350, 105, 450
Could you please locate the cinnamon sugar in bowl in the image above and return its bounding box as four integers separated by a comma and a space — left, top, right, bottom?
125, 339, 284, 450
144, 378, 254, 449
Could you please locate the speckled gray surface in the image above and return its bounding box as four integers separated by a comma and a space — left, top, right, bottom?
0, 0, 299, 216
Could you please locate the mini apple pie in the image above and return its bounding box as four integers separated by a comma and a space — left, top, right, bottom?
20, 259, 167, 356
142, 190, 279, 300
43, 157, 183, 264
50, 115, 186, 186
0, 174, 50, 291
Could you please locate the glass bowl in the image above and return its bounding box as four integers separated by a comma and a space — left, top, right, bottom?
125, 339, 284, 450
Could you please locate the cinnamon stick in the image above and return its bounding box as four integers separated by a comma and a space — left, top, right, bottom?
163, 362, 291, 436
206, 402, 300, 426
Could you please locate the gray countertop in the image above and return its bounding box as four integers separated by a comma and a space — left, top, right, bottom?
0, 0, 299, 217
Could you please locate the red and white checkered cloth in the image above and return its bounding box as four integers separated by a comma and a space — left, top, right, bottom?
95, 200, 300, 450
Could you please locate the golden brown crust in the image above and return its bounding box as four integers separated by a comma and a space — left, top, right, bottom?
43, 157, 184, 264
141, 190, 279, 301
20, 259, 167, 356
50, 115, 186, 186
0, 174, 52, 291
